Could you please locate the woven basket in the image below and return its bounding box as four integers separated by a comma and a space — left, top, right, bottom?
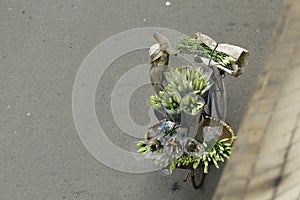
201, 115, 235, 145
145, 115, 234, 143
145, 115, 235, 170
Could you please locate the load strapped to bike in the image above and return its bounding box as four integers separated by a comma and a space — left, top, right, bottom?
136, 32, 249, 189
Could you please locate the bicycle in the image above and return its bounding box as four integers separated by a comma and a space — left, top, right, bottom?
139, 32, 248, 189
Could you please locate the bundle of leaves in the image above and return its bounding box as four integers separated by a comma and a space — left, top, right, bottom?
176, 36, 236, 68
137, 132, 236, 173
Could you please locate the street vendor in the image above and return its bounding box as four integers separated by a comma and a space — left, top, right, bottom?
149, 33, 170, 94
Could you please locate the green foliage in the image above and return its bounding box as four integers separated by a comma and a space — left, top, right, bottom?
176, 36, 236, 67
137, 136, 236, 174
200, 138, 234, 173
172, 154, 200, 171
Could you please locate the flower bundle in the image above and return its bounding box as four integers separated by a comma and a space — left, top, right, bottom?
176, 33, 249, 77
137, 65, 235, 174
176, 36, 236, 68
136, 31, 241, 174
137, 120, 235, 173
149, 67, 210, 124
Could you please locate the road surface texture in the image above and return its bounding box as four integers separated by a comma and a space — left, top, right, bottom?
0, 0, 283, 199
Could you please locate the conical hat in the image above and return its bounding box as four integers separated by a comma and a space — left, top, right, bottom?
149, 43, 164, 62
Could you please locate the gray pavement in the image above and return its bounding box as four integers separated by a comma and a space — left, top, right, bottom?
214, 0, 300, 199
0, 1, 284, 199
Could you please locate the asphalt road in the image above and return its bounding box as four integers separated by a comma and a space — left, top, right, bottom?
0, 0, 284, 199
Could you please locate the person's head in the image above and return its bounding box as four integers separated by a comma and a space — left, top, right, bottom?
149, 43, 164, 63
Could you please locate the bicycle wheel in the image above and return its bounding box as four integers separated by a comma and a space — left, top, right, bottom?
190, 165, 205, 189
